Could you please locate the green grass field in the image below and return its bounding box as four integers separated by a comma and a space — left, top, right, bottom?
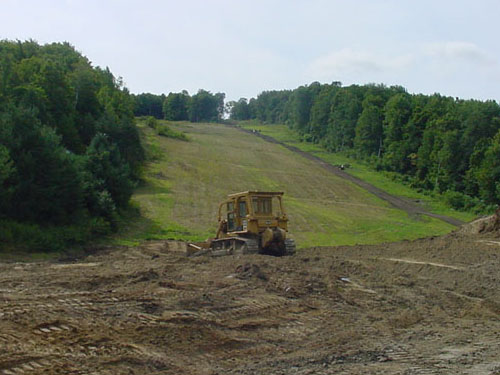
114, 120, 461, 248
238, 121, 476, 223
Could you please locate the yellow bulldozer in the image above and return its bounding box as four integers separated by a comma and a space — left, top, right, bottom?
188, 191, 296, 256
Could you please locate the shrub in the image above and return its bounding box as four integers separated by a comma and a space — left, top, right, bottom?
145, 116, 158, 129
156, 125, 189, 141
443, 190, 467, 210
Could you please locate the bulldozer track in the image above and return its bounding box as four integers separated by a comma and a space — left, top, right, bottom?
0, 296, 141, 319
244, 238, 260, 254
387, 351, 439, 374
1, 360, 54, 375
216, 296, 292, 321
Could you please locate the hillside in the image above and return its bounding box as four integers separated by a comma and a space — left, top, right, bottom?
1, 121, 499, 374
122, 121, 458, 248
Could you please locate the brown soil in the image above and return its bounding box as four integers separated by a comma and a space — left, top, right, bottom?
1, 225, 499, 374
238, 127, 464, 227
460, 208, 500, 237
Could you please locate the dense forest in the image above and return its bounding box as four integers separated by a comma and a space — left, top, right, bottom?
227, 82, 500, 211
133, 90, 225, 123
0, 40, 144, 251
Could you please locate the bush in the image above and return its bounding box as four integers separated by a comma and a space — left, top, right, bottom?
443, 190, 467, 210
442, 190, 497, 214
156, 124, 189, 141
145, 116, 158, 129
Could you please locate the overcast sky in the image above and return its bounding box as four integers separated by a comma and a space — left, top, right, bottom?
1, 0, 499, 102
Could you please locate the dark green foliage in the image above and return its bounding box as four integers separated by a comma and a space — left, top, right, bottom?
0, 105, 84, 224
230, 81, 500, 210
85, 133, 133, 208
289, 82, 321, 134
137, 90, 225, 124
326, 86, 363, 151
248, 90, 291, 124
0, 144, 14, 214
0, 40, 144, 251
133, 93, 165, 119
163, 92, 189, 121
228, 98, 251, 120
188, 90, 225, 122
95, 112, 144, 180
0, 145, 13, 184
309, 84, 340, 142
474, 129, 500, 204
354, 95, 384, 157
382, 93, 412, 173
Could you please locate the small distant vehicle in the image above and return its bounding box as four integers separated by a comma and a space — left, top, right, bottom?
188, 191, 295, 257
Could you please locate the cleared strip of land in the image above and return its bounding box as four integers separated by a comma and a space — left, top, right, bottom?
123, 122, 455, 248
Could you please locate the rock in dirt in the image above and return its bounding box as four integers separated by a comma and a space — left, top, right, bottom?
235, 263, 268, 281
458, 207, 500, 236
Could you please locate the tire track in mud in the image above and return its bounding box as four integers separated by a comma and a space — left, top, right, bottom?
0, 289, 169, 374
0, 295, 139, 318
1, 359, 54, 375
237, 126, 464, 227
0, 320, 156, 374
387, 348, 447, 374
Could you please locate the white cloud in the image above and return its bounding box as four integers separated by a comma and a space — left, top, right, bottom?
307, 48, 414, 80
422, 41, 496, 65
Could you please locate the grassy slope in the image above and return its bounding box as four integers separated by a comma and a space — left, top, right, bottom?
239, 122, 476, 223
115, 120, 455, 248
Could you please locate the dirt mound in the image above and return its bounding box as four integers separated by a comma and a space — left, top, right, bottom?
458, 207, 500, 236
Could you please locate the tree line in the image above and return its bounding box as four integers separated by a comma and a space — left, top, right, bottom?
228, 82, 500, 212
0, 40, 144, 251
133, 90, 225, 123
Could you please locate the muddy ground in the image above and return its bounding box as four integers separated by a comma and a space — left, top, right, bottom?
1, 223, 499, 375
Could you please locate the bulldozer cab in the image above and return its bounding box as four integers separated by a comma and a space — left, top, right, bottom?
217, 191, 287, 236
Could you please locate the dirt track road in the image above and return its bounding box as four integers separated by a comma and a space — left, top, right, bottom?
1, 230, 499, 374
238, 127, 464, 227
